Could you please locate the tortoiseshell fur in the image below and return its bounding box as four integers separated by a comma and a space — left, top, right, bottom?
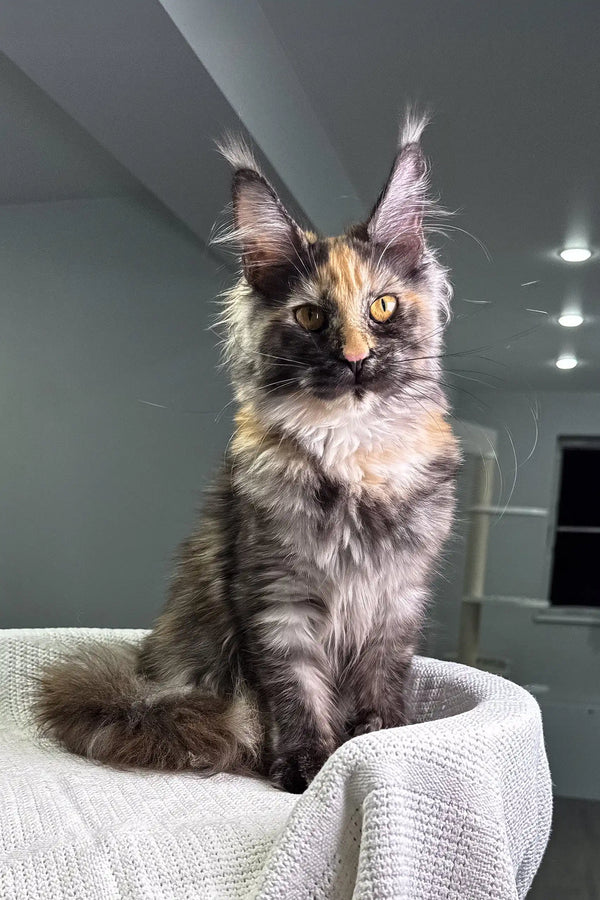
36, 116, 459, 793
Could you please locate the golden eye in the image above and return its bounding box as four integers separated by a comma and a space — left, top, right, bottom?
295, 304, 327, 332
369, 294, 398, 323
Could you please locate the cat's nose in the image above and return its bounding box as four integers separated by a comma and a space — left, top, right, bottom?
346, 359, 364, 378
343, 350, 370, 379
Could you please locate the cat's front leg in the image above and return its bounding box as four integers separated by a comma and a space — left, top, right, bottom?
248, 601, 341, 793
264, 654, 340, 792
343, 615, 416, 737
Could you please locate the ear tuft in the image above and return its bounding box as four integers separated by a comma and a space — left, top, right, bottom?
216, 136, 308, 298
216, 133, 261, 175
399, 110, 430, 149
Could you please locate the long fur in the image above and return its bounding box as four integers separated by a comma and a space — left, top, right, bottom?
35, 114, 459, 793
34, 644, 261, 772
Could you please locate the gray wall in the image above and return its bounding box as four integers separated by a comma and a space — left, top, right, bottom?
448, 389, 600, 696
1, 196, 232, 628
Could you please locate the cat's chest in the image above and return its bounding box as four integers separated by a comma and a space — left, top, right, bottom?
296, 479, 428, 651
253, 453, 427, 579
234, 422, 454, 576
303, 475, 420, 571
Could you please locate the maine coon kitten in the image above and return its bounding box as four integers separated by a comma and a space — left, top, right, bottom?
36, 115, 459, 793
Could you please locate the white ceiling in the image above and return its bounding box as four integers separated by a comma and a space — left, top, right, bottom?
0, 0, 598, 391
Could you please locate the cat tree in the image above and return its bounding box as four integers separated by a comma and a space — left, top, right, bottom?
458, 448, 549, 667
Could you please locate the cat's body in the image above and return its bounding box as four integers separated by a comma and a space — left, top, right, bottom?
36, 116, 459, 792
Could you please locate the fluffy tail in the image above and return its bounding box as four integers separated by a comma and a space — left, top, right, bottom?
34, 643, 262, 773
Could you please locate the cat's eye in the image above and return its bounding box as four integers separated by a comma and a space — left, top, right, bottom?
370, 295, 398, 323
295, 304, 327, 332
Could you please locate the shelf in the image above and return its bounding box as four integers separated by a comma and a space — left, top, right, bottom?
556, 526, 600, 534
462, 595, 549, 609
533, 607, 600, 627
467, 505, 548, 517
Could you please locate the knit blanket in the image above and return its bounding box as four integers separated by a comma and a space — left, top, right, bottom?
0, 628, 551, 899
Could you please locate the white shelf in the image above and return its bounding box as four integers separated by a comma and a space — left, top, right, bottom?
462, 594, 549, 610
467, 505, 548, 517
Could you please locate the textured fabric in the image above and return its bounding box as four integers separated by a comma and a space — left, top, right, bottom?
0, 628, 551, 899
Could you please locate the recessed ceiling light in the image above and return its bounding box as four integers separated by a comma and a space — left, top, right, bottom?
558, 313, 584, 327
556, 355, 578, 370
559, 248, 592, 262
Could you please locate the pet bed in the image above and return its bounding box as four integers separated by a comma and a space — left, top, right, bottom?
0, 628, 551, 899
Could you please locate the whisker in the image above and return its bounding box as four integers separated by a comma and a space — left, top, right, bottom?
398, 318, 547, 366
426, 222, 493, 263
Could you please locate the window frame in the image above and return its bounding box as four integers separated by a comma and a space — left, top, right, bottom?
545, 435, 600, 608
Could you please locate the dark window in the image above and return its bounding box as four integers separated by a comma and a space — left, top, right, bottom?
550, 440, 600, 607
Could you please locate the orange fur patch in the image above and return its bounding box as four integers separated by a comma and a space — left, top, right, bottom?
347, 412, 457, 489
233, 405, 300, 469
236, 402, 457, 497
418, 412, 457, 457
402, 289, 438, 333
232, 405, 273, 456
342, 326, 371, 361
315, 239, 375, 359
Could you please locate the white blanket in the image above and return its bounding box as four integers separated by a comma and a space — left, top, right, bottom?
0, 628, 551, 899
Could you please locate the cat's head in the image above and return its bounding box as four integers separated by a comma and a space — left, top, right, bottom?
218, 116, 450, 420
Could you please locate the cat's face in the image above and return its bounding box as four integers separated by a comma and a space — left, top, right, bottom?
250, 232, 445, 404
220, 120, 450, 413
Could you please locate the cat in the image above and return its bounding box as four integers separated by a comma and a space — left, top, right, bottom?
35, 114, 459, 793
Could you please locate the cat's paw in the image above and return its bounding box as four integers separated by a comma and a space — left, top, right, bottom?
352, 714, 384, 736
269, 755, 307, 793
269, 748, 328, 793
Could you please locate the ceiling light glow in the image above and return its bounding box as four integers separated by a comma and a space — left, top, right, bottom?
559, 248, 592, 262
558, 313, 584, 327
556, 355, 578, 370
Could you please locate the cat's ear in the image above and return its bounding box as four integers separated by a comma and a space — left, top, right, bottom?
367, 116, 429, 266
219, 140, 307, 297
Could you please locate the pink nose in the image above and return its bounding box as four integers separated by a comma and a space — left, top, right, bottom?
343, 349, 370, 363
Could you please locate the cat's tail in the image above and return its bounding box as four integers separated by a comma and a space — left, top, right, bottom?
33, 643, 262, 773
